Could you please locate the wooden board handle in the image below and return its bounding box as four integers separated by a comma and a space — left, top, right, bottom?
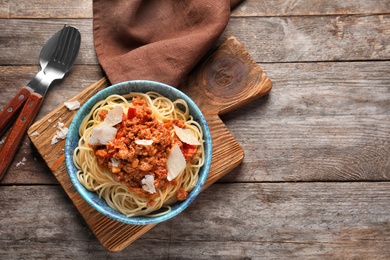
0, 93, 43, 180
184, 36, 272, 116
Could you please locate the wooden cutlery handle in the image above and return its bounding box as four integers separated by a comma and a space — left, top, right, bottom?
0, 92, 43, 180
0, 86, 33, 137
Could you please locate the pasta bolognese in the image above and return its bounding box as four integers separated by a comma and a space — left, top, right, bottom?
73, 91, 205, 217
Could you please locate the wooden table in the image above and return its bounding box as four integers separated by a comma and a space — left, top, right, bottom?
1, 1, 389, 258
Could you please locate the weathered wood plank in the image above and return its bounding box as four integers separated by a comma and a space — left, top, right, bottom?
222, 14, 390, 62
233, 0, 390, 17
0, 0, 92, 18
2, 61, 389, 119
1, 183, 390, 259
219, 61, 390, 182
1, 0, 389, 18
1, 0, 388, 257
0, 19, 96, 65
256, 61, 390, 117
1, 61, 389, 184
1, 14, 389, 65
222, 115, 390, 182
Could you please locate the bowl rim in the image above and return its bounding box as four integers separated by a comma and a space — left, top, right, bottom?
64, 80, 212, 225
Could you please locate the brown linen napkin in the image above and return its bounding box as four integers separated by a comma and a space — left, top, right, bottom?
93, 0, 243, 87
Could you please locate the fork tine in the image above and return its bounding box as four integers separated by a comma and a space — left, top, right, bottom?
47, 24, 80, 73
63, 28, 77, 66
32, 24, 80, 96
53, 25, 69, 63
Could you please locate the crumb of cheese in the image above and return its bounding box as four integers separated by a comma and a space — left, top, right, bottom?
51, 122, 69, 145
64, 100, 80, 111
30, 131, 40, 137
16, 157, 27, 167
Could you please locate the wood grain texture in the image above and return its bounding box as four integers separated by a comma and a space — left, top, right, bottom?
232, 0, 390, 16
0, 0, 92, 18
0, 19, 95, 66
1, 14, 390, 65
0, 0, 389, 258
219, 60, 390, 182
1, 0, 389, 18
1, 183, 390, 259
222, 14, 390, 62
26, 37, 271, 251
222, 115, 390, 182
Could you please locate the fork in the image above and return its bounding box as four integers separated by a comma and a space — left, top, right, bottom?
33, 25, 81, 97
0, 25, 81, 180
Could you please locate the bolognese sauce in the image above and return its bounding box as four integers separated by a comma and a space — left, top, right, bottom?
93, 97, 198, 201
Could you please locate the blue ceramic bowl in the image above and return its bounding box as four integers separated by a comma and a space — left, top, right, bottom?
65, 80, 212, 225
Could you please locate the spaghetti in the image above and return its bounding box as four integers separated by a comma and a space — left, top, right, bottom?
73, 92, 204, 217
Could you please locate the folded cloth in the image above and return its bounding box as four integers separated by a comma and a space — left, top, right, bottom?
93, 0, 243, 87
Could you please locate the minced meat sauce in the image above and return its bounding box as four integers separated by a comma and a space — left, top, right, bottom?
93, 97, 198, 202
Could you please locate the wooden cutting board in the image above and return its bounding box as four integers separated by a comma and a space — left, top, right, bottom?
28, 36, 272, 252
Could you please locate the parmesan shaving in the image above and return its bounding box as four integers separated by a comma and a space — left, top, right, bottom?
166, 143, 186, 181
88, 105, 124, 146
16, 157, 27, 167
135, 139, 154, 146
64, 100, 80, 110
141, 175, 156, 194
104, 105, 123, 126
174, 125, 201, 145
89, 122, 117, 145
51, 135, 58, 145
51, 122, 69, 144
30, 131, 40, 137
56, 126, 68, 139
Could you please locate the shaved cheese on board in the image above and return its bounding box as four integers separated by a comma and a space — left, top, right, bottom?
51, 122, 69, 144
64, 100, 80, 110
